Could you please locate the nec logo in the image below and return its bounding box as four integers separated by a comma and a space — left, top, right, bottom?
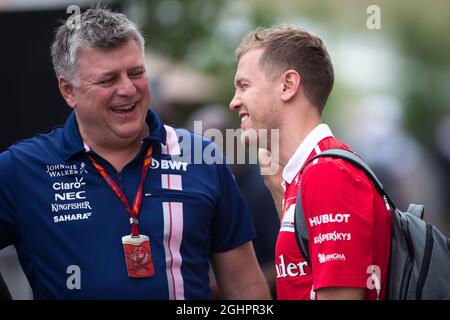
54, 191, 86, 201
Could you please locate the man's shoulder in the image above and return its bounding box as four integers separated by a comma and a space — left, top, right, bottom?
0, 128, 63, 183
303, 157, 362, 180
317, 136, 351, 152
302, 144, 373, 192
5, 126, 64, 159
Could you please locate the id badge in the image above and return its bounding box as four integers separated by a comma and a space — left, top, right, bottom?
122, 234, 155, 278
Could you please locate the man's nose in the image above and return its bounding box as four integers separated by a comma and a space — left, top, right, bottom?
229, 93, 241, 111
116, 75, 137, 96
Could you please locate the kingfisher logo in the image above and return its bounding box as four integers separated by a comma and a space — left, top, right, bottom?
51, 201, 92, 213
150, 158, 188, 171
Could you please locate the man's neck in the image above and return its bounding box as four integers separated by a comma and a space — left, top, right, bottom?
91, 142, 142, 172
83, 126, 149, 172
278, 108, 321, 167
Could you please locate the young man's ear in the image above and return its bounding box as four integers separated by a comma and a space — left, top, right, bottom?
58, 76, 77, 108
280, 70, 301, 102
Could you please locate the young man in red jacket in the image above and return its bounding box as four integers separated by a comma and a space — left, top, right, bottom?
230, 25, 392, 300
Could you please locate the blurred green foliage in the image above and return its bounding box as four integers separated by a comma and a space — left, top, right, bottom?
134, 0, 278, 103
390, 4, 450, 147
137, 0, 224, 61
132, 0, 450, 147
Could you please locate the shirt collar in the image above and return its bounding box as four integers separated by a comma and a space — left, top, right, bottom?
282, 123, 334, 184
61, 108, 167, 161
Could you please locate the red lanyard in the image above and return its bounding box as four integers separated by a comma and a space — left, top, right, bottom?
87, 145, 154, 237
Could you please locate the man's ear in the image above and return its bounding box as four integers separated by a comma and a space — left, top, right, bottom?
58, 76, 77, 108
280, 70, 301, 102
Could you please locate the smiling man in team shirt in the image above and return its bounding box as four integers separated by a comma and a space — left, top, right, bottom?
0, 7, 270, 300
230, 25, 392, 300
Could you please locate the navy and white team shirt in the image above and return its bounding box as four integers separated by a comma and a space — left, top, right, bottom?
0, 109, 256, 299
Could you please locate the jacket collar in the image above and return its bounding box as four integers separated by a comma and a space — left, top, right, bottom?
61, 108, 167, 161
282, 123, 334, 184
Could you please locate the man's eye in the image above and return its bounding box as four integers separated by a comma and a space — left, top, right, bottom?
129, 71, 144, 78
99, 78, 115, 85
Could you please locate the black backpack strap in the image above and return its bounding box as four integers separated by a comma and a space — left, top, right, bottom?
294, 148, 396, 270
294, 184, 311, 267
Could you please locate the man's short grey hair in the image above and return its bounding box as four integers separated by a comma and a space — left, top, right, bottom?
50, 7, 145, 84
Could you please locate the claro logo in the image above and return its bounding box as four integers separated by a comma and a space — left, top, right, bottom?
53, 178, 87, 201
52, 177, 85, 191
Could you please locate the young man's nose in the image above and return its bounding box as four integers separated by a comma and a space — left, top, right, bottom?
229, 93, 242, 111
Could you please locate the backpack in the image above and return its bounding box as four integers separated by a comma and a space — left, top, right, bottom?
294, 148, 450, 300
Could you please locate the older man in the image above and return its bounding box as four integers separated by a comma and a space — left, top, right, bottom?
0, 8, 270, 300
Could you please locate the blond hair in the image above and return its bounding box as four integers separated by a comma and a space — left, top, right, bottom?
236, 25, 334, 112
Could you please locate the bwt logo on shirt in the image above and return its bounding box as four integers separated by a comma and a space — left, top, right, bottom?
309, 213, 350, 227
151, 158, 188, 171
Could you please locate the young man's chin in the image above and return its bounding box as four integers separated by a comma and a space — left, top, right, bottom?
240, 129, 258, 146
